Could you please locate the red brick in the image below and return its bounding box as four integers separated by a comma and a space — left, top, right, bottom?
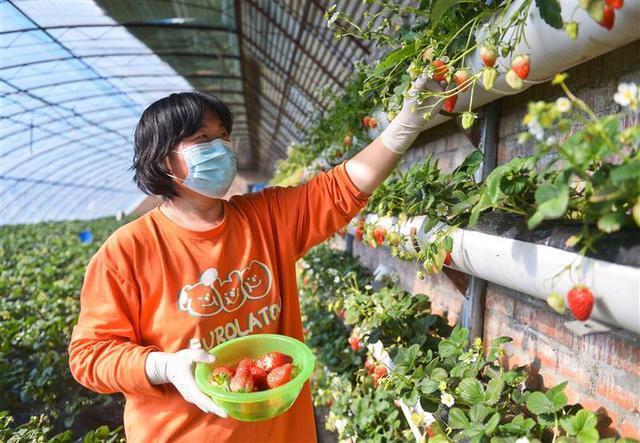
531, 339, 560, 371
563, 384, 601, 412
618, 417, 640, 440
485, 287, 515, 317
556, 350, 594, 390
576, 332, 640, 379
513, 299, 575, 348
596, 371, 640, 412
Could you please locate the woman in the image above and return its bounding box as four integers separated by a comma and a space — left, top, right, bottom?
68, 73, 441, 442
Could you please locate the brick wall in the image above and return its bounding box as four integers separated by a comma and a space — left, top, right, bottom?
349, 40, 640, 438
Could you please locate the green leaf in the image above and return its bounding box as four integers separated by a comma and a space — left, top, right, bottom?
464, 423, 487, 439
526, 391, 555, 415
548, 391, 568, 412
374, 44, 416, 75
577, 428, 600, 443
536, 0, 564, 28
419, 378, 440, 394
459, 378, 485, 404
443, 235, 454, 252
344, 309, 359, 325
610, 160, 640, 182
491, 336, 512, 347
431, 0, 475, 27
485, 164, 510, 204
449, 407, 470, 429
573, 409, 598, 432
597, 211, 625, 234
485, 378, 505, 405
469, 404, 491, 424
431, 367, 449, 381
438, 339, 459, 358
500, 174, 529, 195
499, 414, 536, 435
529, 183, 569, 228
485, 412, 501, 434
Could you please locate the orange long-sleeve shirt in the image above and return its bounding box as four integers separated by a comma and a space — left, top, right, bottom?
68, 161, 369, 442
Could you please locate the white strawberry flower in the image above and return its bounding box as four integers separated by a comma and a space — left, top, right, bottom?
435, 202, 448, 217
515, 438, 530, 443
555, 97, 572, 113
335, 417, 348, 434
614, 82, 639, 110
440, 392, 455, 407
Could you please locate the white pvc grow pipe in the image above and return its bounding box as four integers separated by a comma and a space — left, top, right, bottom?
368, 0, 640, 134
346, 215, 640, 335
449, 228, 640, 335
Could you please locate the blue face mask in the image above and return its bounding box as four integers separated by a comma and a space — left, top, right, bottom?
169, 138, 237, 198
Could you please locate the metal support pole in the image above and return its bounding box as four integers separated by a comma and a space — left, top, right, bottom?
344, 234, 354, 257
461, 100, 501, 345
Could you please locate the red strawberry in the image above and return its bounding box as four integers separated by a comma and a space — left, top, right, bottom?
368, 117, 377, 129
443, 94, 458, 113
343, 135, 353, 146
339, 309, 346, 320
373, 365, 388, 387
364, 359, 375, 375
427, 426, 435, 437
255, 352, 293, 373
605, 0, 623, 9
599, 4, 615, 30
431, 59, 448, 81
348, 335, 362, 351
444, 251, 452, 267
229, 363, 254, 392
373, 226, 386, 246
355, 226, 364, 241
511, 54, 530, 79
250, 365, 268, 390
237, 358, 254, 371
480, 45, 497, 67
266, 363, 293, 389
453, 69, 472, 92
567, 285, 594, 321
362, 116, 371, 127
209, 366, 233, 387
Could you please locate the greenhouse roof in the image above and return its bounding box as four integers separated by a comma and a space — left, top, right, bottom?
1, 0, 372, 224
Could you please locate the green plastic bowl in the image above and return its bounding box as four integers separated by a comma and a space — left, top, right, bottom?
195, 334, 315, 421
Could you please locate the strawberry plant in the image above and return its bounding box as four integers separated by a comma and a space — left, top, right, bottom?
325, 0, 626, 129
1, 217, 131, 440
470, 76, 640, 252
299, 244, 637, 442
271, 68, 377, 186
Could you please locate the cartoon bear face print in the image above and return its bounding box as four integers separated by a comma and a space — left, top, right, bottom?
242, 260, 272, 300
212, 271, 246, 313
177, 283, 223, 317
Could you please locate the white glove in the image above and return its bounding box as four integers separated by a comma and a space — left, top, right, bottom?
145, 340, 227, 417
380, 71, 444, 155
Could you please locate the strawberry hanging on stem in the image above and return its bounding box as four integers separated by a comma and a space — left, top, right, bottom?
567, 285, 594, 321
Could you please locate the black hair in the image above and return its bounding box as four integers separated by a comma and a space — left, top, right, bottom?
131, 91, 233, 200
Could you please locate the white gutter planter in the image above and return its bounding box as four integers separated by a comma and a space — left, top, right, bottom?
420, 0, 640, 127
349, 213, 640, 335
449, 227, 640, 335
